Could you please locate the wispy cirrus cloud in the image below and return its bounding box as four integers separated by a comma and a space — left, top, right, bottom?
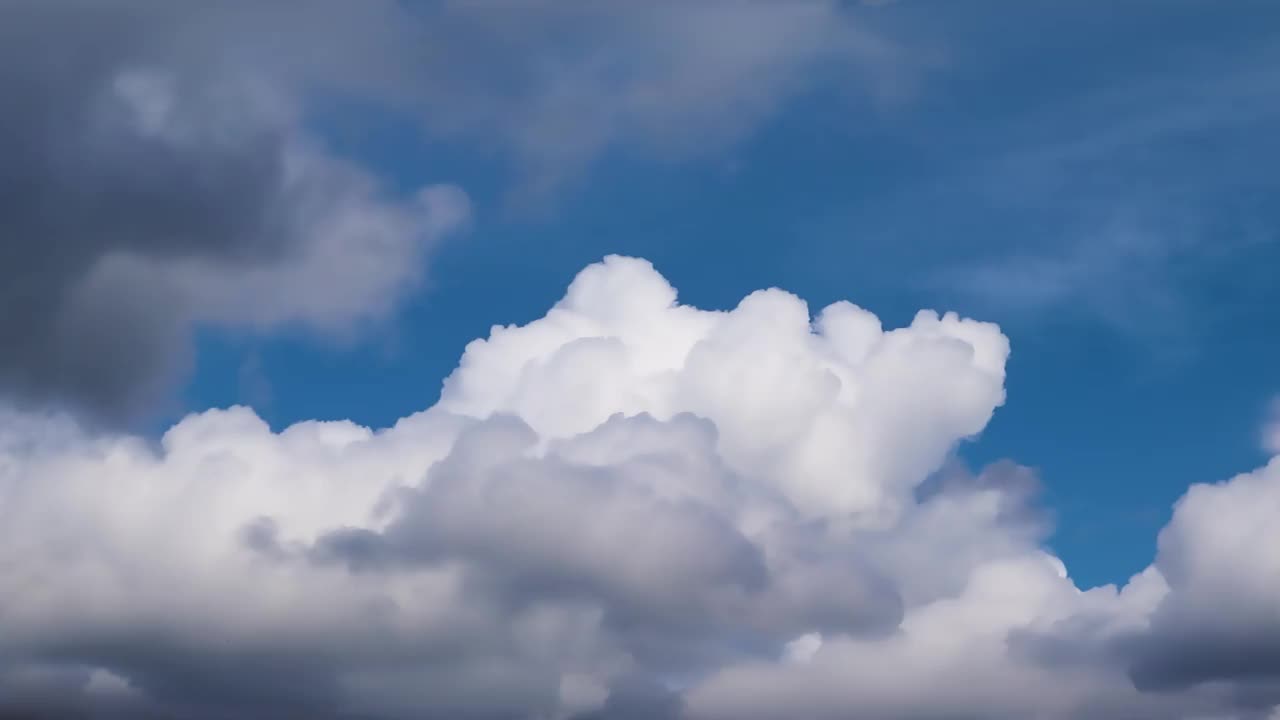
835, 1, 1280, 340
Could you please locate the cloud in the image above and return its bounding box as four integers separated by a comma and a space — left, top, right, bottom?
1006, 458, 1280, 717
396, 1, 908, 196
1125, 457, 1280, 693
1263, 397, 1280, 455
0, 3, 468, 422
2, 255, 1278, 719
0, 1, 912, 422
0, 256, 1004, 718
931, 219, 1188, 337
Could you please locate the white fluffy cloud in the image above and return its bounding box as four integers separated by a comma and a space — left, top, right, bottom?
1, 256, 1277, 719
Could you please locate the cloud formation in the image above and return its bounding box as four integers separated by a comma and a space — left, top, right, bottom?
0, 3, 469, 422
1, 256, 1278, 719
0, 1, 906, 422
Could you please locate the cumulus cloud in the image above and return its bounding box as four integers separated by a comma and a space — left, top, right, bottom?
1007, 458, 1280, 719
2, 255, 1278, 719
1125, 457, 1280, 693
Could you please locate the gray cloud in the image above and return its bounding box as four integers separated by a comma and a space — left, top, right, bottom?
280, 412, 903, 691
569, 675, 685, 720
0, 1, 905, 422
1123, 460, 1280, 695
399, 1, 908, 197
0, 2, 467, 422
1128, 626, 1280, 694
1011, 459, 1280, 712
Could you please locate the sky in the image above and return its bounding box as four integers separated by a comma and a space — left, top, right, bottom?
2, 1, 1280, 719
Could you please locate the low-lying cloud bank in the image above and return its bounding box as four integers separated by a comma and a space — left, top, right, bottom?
2, 256, 1278, 719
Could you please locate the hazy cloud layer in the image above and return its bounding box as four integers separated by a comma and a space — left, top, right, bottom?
1, 257, 1278, 718
395, 1, 906, 194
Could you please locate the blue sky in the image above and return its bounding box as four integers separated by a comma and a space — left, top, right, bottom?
175, 1, 1280, 590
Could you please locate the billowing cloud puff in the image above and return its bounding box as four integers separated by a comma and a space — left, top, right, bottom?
1126, 457, 1280, 694
0, 256, 1277, 719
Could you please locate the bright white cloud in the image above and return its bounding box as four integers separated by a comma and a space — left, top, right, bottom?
0, 256, 1277, 719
